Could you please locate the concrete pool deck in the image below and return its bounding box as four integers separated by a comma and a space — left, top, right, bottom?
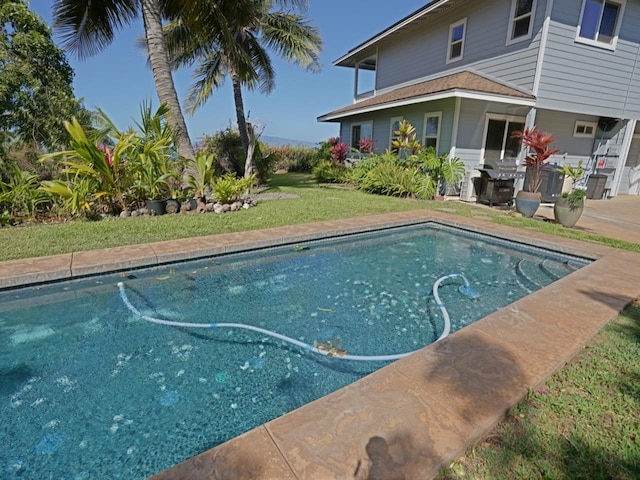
2, 205, 640, 479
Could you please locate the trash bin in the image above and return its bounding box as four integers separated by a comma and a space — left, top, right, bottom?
586, 174, 607, 199
524, 165, 565, 202
539, 165, 565, 203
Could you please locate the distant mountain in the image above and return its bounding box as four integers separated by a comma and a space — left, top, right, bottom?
260, 135, 317, 147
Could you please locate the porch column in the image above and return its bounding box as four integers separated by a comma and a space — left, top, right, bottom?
610, 119, 637, 197
515, 108, 537, 192
354, 63, 359, 103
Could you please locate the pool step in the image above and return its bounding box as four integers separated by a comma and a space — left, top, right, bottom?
516, 259, 561, 291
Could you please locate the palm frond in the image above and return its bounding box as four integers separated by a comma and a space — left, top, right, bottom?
186, 53, 228, 114
260, 12, 322, 71
52, 0, 138, 60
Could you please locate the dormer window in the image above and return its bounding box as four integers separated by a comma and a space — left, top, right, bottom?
577, 0, 625, 49
507, 0, 537, 45
447, 18, 466, 63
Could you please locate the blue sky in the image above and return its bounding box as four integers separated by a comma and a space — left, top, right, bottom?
30, 1, 429, 144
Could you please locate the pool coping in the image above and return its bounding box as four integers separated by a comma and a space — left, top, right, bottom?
3, 209, 640, 479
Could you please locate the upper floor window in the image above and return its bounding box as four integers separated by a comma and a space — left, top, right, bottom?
507, 0, 537, 44
447, 18, 466, 63
577, 0, 625, 49
423, 112, 442, 152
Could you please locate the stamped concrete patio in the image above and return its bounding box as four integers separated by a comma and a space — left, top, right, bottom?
2, 197, 640, 479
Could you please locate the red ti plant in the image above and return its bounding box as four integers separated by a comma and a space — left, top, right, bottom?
512, 127, 559, 193
358, 137, 373, 154
329, 141, 349, 164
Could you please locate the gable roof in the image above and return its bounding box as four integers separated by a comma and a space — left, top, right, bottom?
335, 0, 468, 67
317, 71, 536, 122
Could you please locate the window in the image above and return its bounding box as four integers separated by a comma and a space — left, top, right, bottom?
577, 0, 625, 48
574, 121, 597, 138
389, 117, 403, 148
447, 18, 466, 63
507, 0, 536, 44
483, 116, 525, 162
351, 122, 372, 150
423, 112, 442, 152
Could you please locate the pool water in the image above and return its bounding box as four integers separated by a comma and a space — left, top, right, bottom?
0, 224, 589, 479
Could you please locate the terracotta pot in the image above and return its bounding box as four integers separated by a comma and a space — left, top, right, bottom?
553, 196, 584, 228
515, 191, 541, 218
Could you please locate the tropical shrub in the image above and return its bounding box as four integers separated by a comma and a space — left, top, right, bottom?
263, 144, 320, 173
0, 164, 51, 221
211, 173, 255, 204
356, 158, 434, 199
419, 148, 465, 196
184, 152, 215, 200
199, 127, 245, 176
312, 160, 349, 183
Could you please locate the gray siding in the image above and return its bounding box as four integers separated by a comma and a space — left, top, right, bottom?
455, 98, 531, 168
537, 0, 640, 119
535, 110, 599, 160
339, 98, 457, 155
375, 0, 544, 92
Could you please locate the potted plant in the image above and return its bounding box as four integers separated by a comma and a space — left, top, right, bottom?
133, 155, 172, 215
554, 160, 586, 227
512, 127, 559, 218
184, 152, 215, 212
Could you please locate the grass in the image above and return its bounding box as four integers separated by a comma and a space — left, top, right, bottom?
1, 173, 639, 261
438, 300, 640, 480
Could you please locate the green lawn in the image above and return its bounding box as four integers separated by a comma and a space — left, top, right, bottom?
1, 173, 638, 261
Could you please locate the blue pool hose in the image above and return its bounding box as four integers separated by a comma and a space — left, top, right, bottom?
117, 273, 475, 362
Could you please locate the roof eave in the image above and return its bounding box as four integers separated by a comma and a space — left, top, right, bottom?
318, 90, 536, 122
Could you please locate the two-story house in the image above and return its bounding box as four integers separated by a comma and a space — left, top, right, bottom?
318, 0, 640, 199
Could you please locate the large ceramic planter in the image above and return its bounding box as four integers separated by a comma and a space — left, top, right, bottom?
515, 191, 541, 218
553, 196, 584, 228
146, 199, 166, 216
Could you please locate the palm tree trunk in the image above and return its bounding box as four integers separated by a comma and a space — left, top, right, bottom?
231, 72, 251, 158
140, 0, 195, 160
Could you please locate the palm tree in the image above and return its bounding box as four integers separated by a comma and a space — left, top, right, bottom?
51, 0, 244, 160
164, 0, 322, 177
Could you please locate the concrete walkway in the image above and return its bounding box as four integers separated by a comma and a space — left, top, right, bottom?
535, 194, 640, 244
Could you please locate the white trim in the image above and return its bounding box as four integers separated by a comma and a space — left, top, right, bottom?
506, 0, 538, 46
423, 112, 442, 152
532, 0, 553, 96
449, 97, 462, 159
480, 114, 527, 165
389, 116, 404, 149
333, 0, 453, 66
574, 120, 598, 138
575, 0, 626, 51
446, 18, 467, 64
317, 90, 535, 122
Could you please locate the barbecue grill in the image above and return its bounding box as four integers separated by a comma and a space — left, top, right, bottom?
476, 158, 525, 206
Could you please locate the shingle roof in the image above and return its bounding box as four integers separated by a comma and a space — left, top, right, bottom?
318, 71, 535, 122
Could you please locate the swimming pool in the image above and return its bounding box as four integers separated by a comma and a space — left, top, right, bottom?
0, 223, 589, 479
